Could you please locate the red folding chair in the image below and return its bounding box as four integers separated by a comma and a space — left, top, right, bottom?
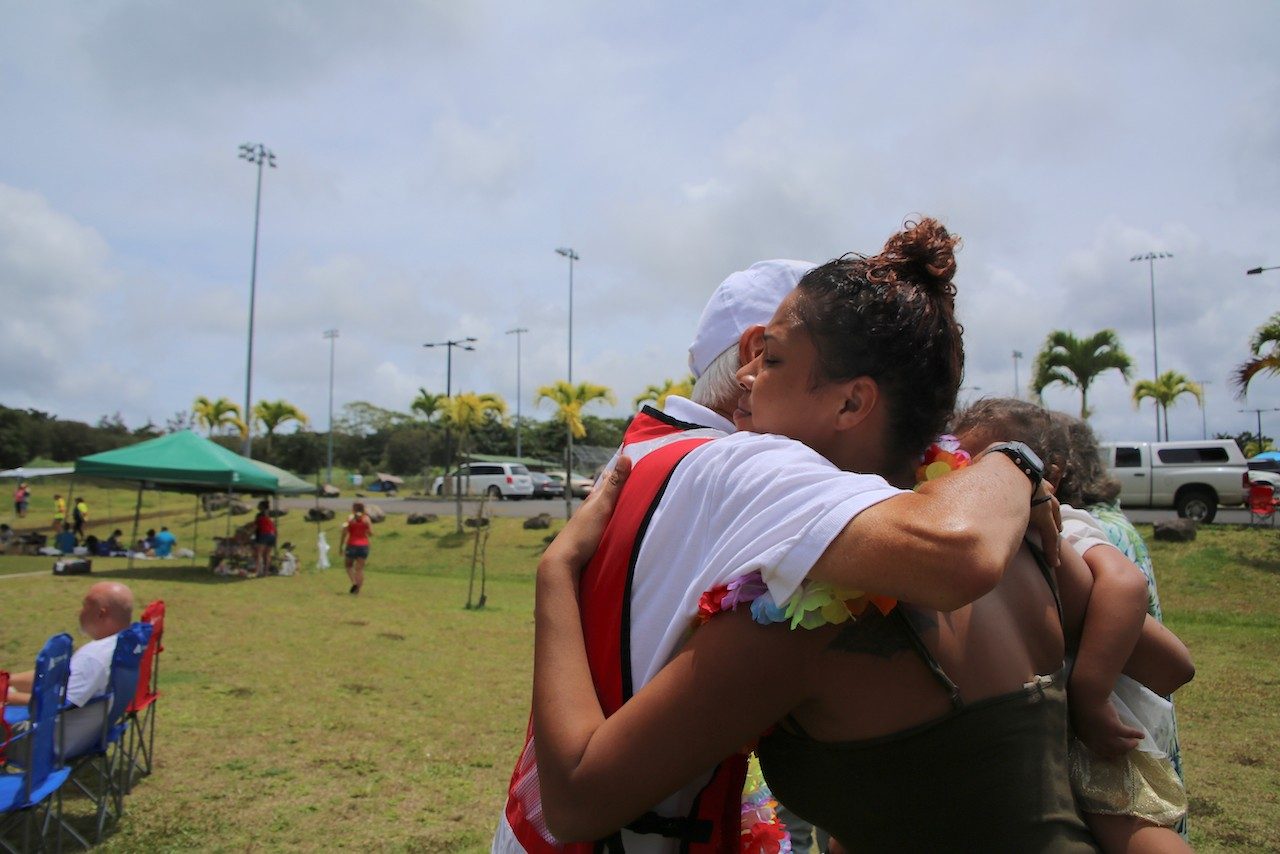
124, 600, 165, 792
0, 671, 10, 767
1247, 482, 1279, 526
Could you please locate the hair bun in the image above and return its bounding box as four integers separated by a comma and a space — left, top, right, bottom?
874, 217, 960, 296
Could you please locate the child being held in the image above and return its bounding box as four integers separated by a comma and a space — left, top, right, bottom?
952, 399, 1192, 853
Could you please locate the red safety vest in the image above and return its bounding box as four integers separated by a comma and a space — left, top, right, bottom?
503, 407, 745, 853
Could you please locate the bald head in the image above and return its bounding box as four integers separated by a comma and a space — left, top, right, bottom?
79, 581, 134, 639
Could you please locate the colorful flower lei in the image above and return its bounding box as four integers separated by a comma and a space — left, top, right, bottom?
696, 436, 970, 632
914, 433, 971, 487
740, 754, 792, 854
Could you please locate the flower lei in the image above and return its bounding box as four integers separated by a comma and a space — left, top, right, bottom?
740, 754, 791, 854
914, 433, 971, 487
695, 436, 970, 632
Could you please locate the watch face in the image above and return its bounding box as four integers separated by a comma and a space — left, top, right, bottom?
1011, 441, 1044, 472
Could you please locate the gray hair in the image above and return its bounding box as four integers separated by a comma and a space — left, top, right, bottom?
691, 345, 742, 414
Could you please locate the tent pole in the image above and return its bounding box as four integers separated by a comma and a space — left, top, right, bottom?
127, 484, 142, 571
193, 494, 200, 566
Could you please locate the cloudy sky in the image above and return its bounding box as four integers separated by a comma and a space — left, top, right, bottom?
4, 1, 1279, 446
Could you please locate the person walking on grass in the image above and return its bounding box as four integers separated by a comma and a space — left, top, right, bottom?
339, 502, 372, 595
51, 493, 66, 534
253, 499, 277, 577
72, 496, 88, 538
13, 481, 29, 518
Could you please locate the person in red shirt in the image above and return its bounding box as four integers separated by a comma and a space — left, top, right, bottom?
339, 502, 373, 595
253, 499, 277, 577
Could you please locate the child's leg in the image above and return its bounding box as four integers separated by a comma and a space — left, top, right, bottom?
1086, 813, 1191, 854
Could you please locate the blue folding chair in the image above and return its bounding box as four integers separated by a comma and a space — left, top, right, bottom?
0, 633, 73, 854
60, 622, 152, 847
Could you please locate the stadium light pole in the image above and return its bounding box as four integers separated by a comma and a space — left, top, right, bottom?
238, 142, 277, 457
1012, 350, 1023, 399
424, 337, 476, 532
1246, 265, 1280, 276
323, 329, 338, 485
506, 327, 528, 458
1239, 407, 1280, 451
555, 247, 580, 518
1131, 252, 1173, 441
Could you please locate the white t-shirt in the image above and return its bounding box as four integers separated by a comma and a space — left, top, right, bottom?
62, 633, 117, 758
1060, 504, 1112, 559
494, 415, 905, 854
66, 633, 116, 707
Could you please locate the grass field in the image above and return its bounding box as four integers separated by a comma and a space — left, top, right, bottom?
2, 490, 1279, 851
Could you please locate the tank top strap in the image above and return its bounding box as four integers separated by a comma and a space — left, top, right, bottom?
1023, 537, 1064, 627
891, 607, 964, 710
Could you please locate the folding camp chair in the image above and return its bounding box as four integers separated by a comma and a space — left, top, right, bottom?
61, 622, 152, 846
0, 673, 9, 768
123, 600, 164, 792
1247, 482, 1279, 526
0, 633, 74, 854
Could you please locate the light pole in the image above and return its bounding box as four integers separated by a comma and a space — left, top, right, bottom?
555, 247, 580, 518
1239, 407, 1280, 453
506, 327, 528, 458
1246, 265, 1280, 276
238, 142, 277, 458
323, 329, 338, 484
1012, 350, 1023, 399
424, 337, 476, 532
1131, 252, 1173, 442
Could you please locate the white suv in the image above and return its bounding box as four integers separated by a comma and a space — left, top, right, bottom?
432, 462, 534, 500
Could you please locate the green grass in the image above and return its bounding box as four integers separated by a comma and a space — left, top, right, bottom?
2, 507, 1278, 851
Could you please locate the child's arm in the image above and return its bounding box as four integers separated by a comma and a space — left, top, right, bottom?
1125, 617, 1194, 696
1068, 543, 1149, 758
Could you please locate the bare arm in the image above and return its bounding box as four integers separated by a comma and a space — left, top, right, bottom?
1069, 544, 1148, 757
6, 669, 33, 705
531, 459, 820, 841
807, 451, 1058, 611
1124, 618, 1194, 696
535, 574, 818, 841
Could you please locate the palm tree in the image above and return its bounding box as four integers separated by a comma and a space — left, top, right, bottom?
442, 392, 507, 452
633, 376, 694, 410
537, 380, 616, 518
252, 399, 309, 456
441, 392, 507, 531
1232, 312, 1280, 399
1031, 330, 1133, 419
1132, 372, 1202, 441
410, 388, 446, 422
537, 381, 616, 440
192, 396, 244, 437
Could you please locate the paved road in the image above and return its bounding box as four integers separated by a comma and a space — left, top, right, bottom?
281, 496, 1272, 527
279, 494, 580, 520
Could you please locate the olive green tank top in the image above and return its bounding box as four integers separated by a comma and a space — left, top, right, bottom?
756, 544, 1098, 852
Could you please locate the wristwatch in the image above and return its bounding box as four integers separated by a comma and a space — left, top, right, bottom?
984, 441, 1045, 495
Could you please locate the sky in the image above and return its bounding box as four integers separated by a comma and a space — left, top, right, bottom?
3, 1, 1280, 446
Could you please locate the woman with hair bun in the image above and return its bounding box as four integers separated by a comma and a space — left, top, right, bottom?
523, 219, 1125, 851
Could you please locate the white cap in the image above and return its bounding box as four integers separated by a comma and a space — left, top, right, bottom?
687, 259, 816, 379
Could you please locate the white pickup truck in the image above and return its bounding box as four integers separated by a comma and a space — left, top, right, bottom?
1100, 440, 1249, 524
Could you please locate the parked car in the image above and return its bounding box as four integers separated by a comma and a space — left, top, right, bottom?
547, 471, 594, 498
530, 472, 565, 500
431, 462, 534, 499
1100, 440, 1249, 523
1246, 455, 1280, 490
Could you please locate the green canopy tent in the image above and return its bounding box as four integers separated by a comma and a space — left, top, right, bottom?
74, 431, 284, 568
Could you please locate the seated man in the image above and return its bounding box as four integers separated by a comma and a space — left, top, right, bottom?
54, 523, 77, 555
152, 526, 177, 558
102, 529, 127, 556
5, 581, 135, 759
136, 529, 157, 555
